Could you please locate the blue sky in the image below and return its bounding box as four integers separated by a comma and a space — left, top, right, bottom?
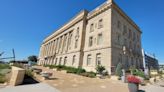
0, 0, 164, 64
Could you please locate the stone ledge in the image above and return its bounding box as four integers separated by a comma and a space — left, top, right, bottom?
9, 66, 25, 86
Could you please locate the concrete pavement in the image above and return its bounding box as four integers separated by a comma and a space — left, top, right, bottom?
0, 83, 60, 92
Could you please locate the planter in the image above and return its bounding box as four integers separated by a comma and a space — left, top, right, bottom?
128, 83, 139, 92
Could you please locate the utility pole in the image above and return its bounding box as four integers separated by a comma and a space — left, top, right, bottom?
12, 49, 16, 61
0, 52, 4, 56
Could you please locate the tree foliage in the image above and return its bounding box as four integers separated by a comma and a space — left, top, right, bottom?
28, 55, 38, 62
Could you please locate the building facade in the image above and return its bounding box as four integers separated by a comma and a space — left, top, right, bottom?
38, 0, 143, 74
142, 49, 159, 70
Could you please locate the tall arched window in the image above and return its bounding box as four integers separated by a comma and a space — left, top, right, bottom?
72, 55, 76, 65
87, 54, 91, 66
64, 57, 67, 66
96, 53, 101, 65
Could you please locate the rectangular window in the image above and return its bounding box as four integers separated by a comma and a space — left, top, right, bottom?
98, 19, 103, 29
129, 29, 132, 38
97, 33, 103, 45
87, 55, 91, 66
123, 25, 127, 35
76, 27, 79, 36
96, 53, 101, 65
89, 36, 93, 47
90, 23, 94, 32
133, 32, 136, 41
75, 39, 78, 49
117, 20, 121, 29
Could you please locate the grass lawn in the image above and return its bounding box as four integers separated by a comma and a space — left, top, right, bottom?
0, 64, 11, 83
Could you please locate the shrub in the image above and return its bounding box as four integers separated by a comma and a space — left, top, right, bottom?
44, 65, 49, 67
66, 67, 86, 74
25, 69, 34, 77
115, 63, 122, 77
76, 68, 86, 74
80, 72, 96, 78
131, 69, 145, 78
49, 65, 57, 69
56, 65, 65, 71
87, 72, 96, 78
66, 67, 78, 73
133, 70, 145, 78
96, 65, 105, 74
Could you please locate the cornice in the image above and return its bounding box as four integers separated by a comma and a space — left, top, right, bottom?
112, 2, 142, 33
87, 1, 112, 20
43, 10, 88, 44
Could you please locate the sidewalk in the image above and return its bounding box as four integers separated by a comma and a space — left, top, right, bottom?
140, 79, 164, 92
0, 83, 60, 92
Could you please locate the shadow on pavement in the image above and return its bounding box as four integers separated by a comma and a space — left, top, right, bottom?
138, 90, 145, 92
20, 75, 39, 85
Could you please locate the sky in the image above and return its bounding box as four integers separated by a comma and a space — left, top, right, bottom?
0, 0, 164, 63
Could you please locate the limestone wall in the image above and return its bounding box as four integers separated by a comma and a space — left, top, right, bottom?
10, 66, 25, 86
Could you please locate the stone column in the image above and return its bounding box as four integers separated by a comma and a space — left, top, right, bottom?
50, 41, 53, 56
65, 34, 69, 52
45, 44, 48, 57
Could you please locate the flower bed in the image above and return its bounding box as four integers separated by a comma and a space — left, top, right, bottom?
44, 65, 96, 78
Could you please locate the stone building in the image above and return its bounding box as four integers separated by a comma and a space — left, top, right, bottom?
38, 0, 143, 74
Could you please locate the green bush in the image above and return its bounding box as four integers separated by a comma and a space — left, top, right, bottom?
66, 67, 78, 73
49, 65, 57, 69
66, 67, 86, 74
25, 70, 34, 77
96, 65, 105, 74
76, 68, 86, 74
44, 65, 49, 67
56, 65, 66, 71
115, 63, 122, 77
43, 65, 97, 78
80, 72, 96, 78
133, 69, 145, 78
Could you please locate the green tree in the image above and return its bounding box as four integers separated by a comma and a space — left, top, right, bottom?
28, 55, 38, 62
